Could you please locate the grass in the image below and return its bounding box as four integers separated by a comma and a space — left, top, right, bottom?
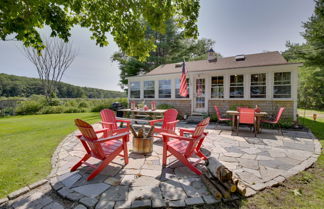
238, 111, 324, 208
0, 113, 100, 198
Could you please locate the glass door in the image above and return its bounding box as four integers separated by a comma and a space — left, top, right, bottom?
194, 78, 206, 112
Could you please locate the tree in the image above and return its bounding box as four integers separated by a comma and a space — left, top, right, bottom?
0, 0, 200, 60
302, 0, 324, 68
112, 20, 217, 89
22, 38, 77, 103
283, 42, 324, 109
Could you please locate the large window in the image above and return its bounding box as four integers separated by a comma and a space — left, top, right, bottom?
250, 73, 266, 98
130, 81, 140, 98
274, 72, 291, 98
144, 80, 155, 98
211, 76, 224, 98
159, 80, 171, 98
175, 78, 189, 98
230, 75, 244, 98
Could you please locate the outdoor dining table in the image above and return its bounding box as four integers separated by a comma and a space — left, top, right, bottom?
226, 110, 268, 133
119, 108, 167, 120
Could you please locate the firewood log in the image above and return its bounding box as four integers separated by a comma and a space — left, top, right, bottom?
146, 126, 155, 138
137, 127, 144, 138
222, 181, 237, 193
237, 181, 247, 196
207, 157, 233, 182
212, 179, 231, 199
201, 174, 222, 199
129, 125, 138, 137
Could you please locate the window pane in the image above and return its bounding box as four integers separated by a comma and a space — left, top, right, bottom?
144, 80, 155, 98
159, 80, 171, 98
130, 81, 140, 98
250, 73, 266, 98
211, 76, 224, 98
274, 72, 291, 98
230, 75, 244, 98
175, 78, 190, 98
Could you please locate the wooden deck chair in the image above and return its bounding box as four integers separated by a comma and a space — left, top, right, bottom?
71, 119, 129, 180
100, 109, 131, 137
161, 117, 210, 175
149, 109, 179, 138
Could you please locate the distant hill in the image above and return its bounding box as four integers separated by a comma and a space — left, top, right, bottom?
0, 73, 126, 98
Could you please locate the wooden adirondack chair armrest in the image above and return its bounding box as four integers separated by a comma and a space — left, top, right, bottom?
96, 132, 130, 143
161, 132, 192, 142
94, 128, 110, 134
179, 128, 195, 136
149, 119, 164, 126
166, 120, 179, 125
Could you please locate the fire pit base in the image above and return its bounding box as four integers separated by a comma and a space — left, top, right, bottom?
132, 137, 153, 154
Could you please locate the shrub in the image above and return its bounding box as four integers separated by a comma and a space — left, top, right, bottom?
15, 100, 43, 115
91, 103, 111, 112
157, 104, 174, 109
40, 106, 65, 114
64, 107, 85, 113
78, 101, 89, 108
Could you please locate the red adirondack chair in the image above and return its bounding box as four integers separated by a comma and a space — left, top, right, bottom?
71, 119, 129, 180
100, 109, 131, 137
149, 109, 179, 138
161, 117, 210, 175
261, 107, 285, 135
236, 108, 256, 136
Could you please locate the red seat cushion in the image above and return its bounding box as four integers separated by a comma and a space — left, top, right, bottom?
102, 139, 123, 155
168, 139, 188, 154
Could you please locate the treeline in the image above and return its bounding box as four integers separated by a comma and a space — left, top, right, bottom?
0, 73, 126, 98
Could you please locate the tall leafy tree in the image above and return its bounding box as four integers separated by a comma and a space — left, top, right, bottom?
112, 20, 217, 89
302, 0, 324, 68
0, 0, 200, 60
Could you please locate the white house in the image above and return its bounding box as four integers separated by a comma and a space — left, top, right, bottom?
127, 51, 302, 120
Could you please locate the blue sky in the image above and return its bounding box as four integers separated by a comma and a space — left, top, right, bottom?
0, 0, 315, 91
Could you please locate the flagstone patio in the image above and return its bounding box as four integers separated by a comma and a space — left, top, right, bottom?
46, 123, 321, 209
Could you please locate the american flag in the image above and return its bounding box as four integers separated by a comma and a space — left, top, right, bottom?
179, 61, 188, 97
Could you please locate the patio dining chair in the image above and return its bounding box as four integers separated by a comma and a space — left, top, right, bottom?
71, 119, 129, 180
149, 108, 179, 138
100, 109, 131, 137
214, 106, 232, 129
161, 117, 210, 175
261, 107, 285, 135
236, 108, 257, 137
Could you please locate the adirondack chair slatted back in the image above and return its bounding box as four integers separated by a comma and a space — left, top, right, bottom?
75, 119, 104, 159
184, 117, 210, 157
238, 108, 255, 124
274, 107, 285, 123
214, 106, 222, 119
100, 109, 118, 131
162, 109, 178, 132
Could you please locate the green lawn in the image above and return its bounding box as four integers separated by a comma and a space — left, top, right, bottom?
0, 113, 100, 198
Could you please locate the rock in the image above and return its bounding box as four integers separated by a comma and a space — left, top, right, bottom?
28, 179, 48, 190
80, 197, 98, 208
72, 183, 110, 198
11, 192, 53, 209
131, 199, 151, 208
202, 195, 220, 204
184, 197, 204, 205
43, 202, 65, 209
74, 204, 87, 209
8, 187, 30, 199
152, 198, 166, 208
58, 172, 82, 188
100, 186, 128, 201
168, 200, 186, 207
